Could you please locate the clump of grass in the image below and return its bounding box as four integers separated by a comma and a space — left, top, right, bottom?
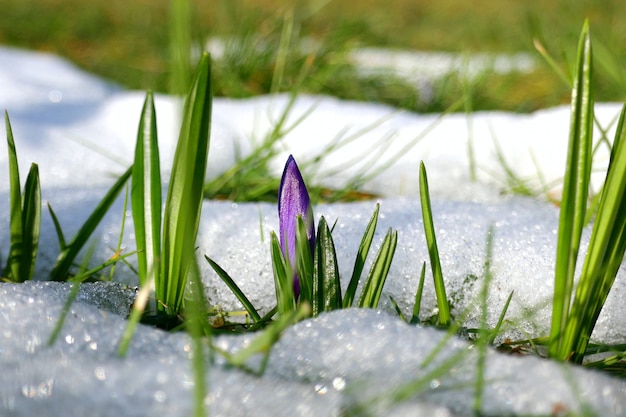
2, 111, 133, 283
549, 22, 626, 364
2, 111, 40, 283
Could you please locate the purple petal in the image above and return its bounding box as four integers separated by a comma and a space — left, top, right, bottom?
278, 155, 315, 296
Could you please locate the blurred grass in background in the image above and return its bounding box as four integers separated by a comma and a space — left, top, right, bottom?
0, 0, 625, 112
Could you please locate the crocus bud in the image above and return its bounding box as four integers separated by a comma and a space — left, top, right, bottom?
278, 155, 315, 297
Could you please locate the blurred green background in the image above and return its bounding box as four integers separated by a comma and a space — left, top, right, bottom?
1, 0, 625, 112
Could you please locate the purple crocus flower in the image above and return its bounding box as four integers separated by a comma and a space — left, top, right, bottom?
278, 155, 315, 297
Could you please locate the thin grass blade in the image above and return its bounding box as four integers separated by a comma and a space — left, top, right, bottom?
357, 228, 398, 308
343, 203, 379, 308
549, 21, 594, 359
410, 262, 427, 325
131, 92, 162, 288
47, 203, 66, 250
490, 290, 514, 345
419, 161, 451, 326
49, 167, 132, 281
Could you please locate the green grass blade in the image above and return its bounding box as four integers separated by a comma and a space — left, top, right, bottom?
217, 303, 310, 374
131, 91, 162, 289
4, 111, 24, 281
169, 0, 192, 95
107, 184, 130, 281
312, 216, 342, 317
343, 203, 379, 308
47, 282, 82, 346
204, 255, 261, 322
489, 290, 514, 345
563, 103, 626, 363
118, 270, 155, 357
160, 53, 212, 315
270, 231, 295, 316
185, 260, 210, 417
357, 228, 398, 308
47, 203, 67, 250
19, 164, 41, 281
49, 167, 132, 281
295, 216, 314, 305
473, 225, 495, 415
409, 262, 427, 325
419, 161, 451, 326
388, 295, 406, 321
70, 251, 136, 282
549, 21, 594, 359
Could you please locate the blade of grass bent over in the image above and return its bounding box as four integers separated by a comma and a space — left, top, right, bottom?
205, 255, 261, 322
549, 21, 593, 359
160, 53, 212, 315
49, 166, 132, 281
131, 92, 162, 289
419, 161, 450, 326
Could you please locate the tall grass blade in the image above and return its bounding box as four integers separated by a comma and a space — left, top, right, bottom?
357, 228, 398, 308
549, 21, 593, 359
343, 204, 379, 308
312, 216, 342, 317
131, 92, 162, 289
4, 111, 23, 281
160, 53, 212, 315
562, 103, 626, 363
419, 161, 451, 326
49, 167, 132, 281
169, 0, 191, 95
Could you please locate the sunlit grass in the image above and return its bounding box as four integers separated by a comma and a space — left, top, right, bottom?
3, 0, 626, 112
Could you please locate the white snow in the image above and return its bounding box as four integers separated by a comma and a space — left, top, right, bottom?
1, 45, 625, 416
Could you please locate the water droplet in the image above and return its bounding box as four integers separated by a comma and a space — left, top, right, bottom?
48, 90, 63, 103
332, 377, 346, 391
94, 367, 106, 381
314, 384, 328, 395
154, 390, 167, 403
